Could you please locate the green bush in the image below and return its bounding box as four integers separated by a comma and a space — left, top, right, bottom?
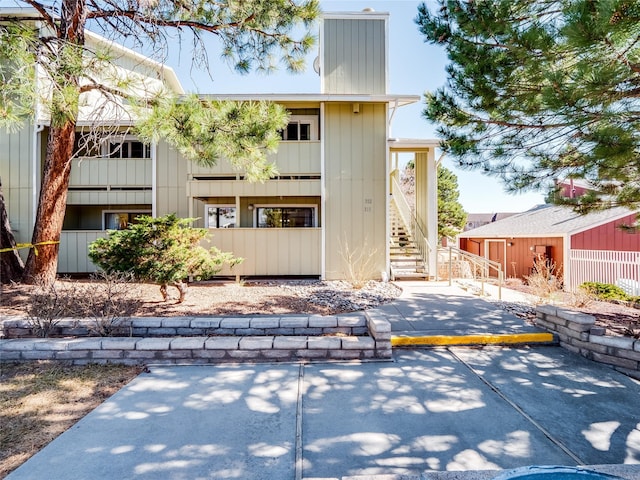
89, 214, 241, 303
579, 282, 630, 301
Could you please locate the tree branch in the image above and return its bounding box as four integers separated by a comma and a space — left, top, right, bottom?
14, 0, 59, 35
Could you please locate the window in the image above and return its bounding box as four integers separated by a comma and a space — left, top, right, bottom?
205, 206, 236, 228
256, 207, 315, 228
280, 115, 318, 141
108, 138, 150, 159
103, 211, 150, 230
73, 133, 101, 157
73, 133, 150, 159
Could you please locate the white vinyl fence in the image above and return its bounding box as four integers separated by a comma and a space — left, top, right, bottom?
568, 249, 640, 295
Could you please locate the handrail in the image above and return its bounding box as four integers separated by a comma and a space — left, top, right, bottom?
390, 174, 414, 237
444, 246, 503, 300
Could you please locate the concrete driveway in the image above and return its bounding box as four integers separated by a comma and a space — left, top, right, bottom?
7, 347, 640, 480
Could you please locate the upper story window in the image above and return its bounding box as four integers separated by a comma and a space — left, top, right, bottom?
280, 115, 318, 141
108, 137, 150, 159
73, 133, 150, 159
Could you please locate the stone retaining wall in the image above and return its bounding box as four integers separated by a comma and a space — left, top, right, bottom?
0, 315, 369, 339
535, 305, 640, 380
0, 312, 392, 365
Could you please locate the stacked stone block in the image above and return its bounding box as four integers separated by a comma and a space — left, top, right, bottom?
0, 313, 392, 365
536, 305, 640, 379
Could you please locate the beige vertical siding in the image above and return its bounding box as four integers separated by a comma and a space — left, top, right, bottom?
323, 103, 387, 280
58, 231, 107, 273
70, 158, 151, 187
67, 191, 152, 205
156, 140, 189, 217
414, 150, 438, 274
187, 179, 321, 198
0, 121, 35, 247
323, 17, 386, 94
205, 228, 321, 276
189, 142, 321, 176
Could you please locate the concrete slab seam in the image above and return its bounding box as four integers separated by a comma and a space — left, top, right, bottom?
447, 347, 585, 466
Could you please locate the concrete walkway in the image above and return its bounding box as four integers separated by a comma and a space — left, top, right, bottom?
380, 281, 553, 346
7, 348, 640, 479
6, 281, 640, 479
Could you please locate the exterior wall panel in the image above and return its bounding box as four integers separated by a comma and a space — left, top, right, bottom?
206, 228, 321, 276
188, 142, 321, 176
156, 141, 189, 217
570, 215, 640, 251
0, 121, 35, 247
323, 103, 387, 280
70, 158, 151, 187
460, 236, 565, 280
187, 179, 321, 198
58, 231, 106, 273
67, 191, 151, 205
323, 18, 386, 94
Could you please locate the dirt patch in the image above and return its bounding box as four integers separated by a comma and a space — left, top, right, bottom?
0, 279, 402, 318
0, 362, 141, 478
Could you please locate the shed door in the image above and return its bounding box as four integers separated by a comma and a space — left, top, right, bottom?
485, 240, 506, 278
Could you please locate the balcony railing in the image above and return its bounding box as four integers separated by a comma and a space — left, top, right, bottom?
70, 157, 152, 187
58, 228, 322, 277
189, 141, 321, 176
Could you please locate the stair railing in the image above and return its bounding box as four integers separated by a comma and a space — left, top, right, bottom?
390, 173, 432, 275
443, 246, 503, 300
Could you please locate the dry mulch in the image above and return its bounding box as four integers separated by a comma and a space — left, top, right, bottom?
0, 362, 141, 478
0, 279, 402, 318
2, 278, 639, 337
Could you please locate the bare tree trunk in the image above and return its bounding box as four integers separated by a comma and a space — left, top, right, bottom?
22, 122, 76, 285
22, 0, 85, 286
0, 178, 25, 284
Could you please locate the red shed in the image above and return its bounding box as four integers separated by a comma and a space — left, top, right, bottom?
458, 205, 640, 292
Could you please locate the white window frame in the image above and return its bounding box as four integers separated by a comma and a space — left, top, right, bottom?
253, 204, 318, 228
204, 204, 237, 228
102, 210, 151, 230
281, 115, 318, 141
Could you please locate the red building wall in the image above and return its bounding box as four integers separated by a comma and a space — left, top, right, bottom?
570, 214, 640, 251
459, 236, 564, 279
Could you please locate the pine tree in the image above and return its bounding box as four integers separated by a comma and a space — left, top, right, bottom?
416, 0, 640, 218
0, 0, 319, 285
437, 165, 467, 240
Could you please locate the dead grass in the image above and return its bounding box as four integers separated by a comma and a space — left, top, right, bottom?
0, 362, 141, 478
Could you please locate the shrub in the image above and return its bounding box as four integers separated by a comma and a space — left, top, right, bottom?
524, 257, 563, 304
24, 280, 80, 337
75, 271, 141, 336
580, 282, 631, 302
339, 238, 379, 289
89, 214, 242, 303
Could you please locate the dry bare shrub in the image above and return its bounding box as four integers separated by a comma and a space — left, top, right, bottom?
24, 280, 81, 337
524, 257, 563, 304
505, 277, 524, 288
566, 289, 594, 308
75, 271, 140, 336
339, 238, 379, 289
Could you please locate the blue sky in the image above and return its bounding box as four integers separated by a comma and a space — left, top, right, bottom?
166, 0, 546, 214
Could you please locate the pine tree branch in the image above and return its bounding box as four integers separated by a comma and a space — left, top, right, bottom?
14, 0, 59, 35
